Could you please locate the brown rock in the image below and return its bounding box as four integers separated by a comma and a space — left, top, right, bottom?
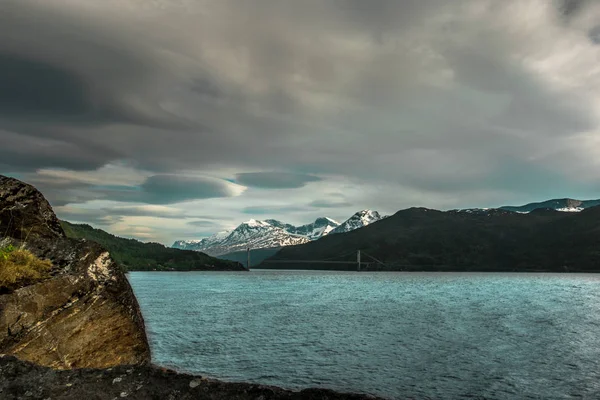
0, 175, 150, 369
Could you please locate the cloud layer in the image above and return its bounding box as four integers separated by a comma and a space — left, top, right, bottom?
235, 172, 321, 189
3, 0, 600, 243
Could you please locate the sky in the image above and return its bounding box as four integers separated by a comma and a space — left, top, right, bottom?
3, 0, 600, 245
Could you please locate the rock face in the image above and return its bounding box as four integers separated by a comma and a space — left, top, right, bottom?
0, 175, 64, 241
0, 175, 150, 369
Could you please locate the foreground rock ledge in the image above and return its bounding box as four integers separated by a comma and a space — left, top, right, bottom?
0, 175, 150, 368
0, 355, 385, 400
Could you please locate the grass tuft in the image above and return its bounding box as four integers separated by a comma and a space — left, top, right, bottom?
0, 244, 52, 291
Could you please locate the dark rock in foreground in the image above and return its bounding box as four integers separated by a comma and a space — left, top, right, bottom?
0, 175, 150, 368
0, 355, 385, 400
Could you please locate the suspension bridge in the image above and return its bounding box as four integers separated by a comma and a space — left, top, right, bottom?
245, 249, 389, 271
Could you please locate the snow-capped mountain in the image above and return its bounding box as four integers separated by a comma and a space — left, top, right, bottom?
172, 230, 231, 250
500, 198, 600, 213
172, 216, 345, 256
451, 198, 600, 215
271, 217, 340, 240
173, 219, 310, 256
449, 208, 514, 217
329, 210, 385, 234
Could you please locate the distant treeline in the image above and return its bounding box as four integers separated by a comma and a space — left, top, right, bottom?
61, 221, 245, 272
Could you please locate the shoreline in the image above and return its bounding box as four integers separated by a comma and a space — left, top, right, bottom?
0, 355, 384, 400
131, 268, 600, 273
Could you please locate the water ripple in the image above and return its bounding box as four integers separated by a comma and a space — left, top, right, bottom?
128, 271, 600, 400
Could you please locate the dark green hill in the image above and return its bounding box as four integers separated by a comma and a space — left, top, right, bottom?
259, 207, 600, 272
60, 221, 245, 272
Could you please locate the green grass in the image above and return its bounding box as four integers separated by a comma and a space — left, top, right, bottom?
0, 244, 52, 291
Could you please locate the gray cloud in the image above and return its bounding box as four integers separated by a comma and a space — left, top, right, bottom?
187, 220, 220, 228
105, 206, 186, 219
0, 54, 91, 118
0, 129, 122, 172
590, 25, 600, 44
4, 0, 600, 243
0, 0, 193, 172
82, 175, 244, 205
136, 175, 242, 204
236, 172, 321, 189
54, 208, 120, 226
241, 205, 310, 215
557, 0, 588, 19
309, 199, 353, 208
13, 172, 243, 207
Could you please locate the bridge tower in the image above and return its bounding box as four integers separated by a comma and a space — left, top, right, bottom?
247, 247, 251, 270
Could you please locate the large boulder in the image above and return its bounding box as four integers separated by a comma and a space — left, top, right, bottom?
0, 175, 150, 369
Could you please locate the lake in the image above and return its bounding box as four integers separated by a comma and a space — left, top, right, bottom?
127, 270, 600, 399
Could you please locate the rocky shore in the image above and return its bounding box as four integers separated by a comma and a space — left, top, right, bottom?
0, 175, 385, 399
0, 355, 383, 400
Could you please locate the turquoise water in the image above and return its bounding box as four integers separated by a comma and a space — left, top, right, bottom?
128, 270, 600, 399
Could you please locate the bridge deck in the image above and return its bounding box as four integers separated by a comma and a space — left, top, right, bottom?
262, 260, 360, 264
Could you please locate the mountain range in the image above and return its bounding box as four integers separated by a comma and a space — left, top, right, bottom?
259, 198, 600, 272
499, 198, 600, 213
172, 210, 385, 257
173, 197, 600, 265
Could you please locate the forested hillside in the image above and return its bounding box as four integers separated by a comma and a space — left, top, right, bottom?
61, 221, 245, 272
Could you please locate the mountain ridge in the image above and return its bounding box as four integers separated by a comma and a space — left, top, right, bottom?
329, 210, 385, 234
173, 219, 312, 256
258, 205, 600, 272
173, 211, 386, 256
499, 198, 600, 213
173, 197, 600, 258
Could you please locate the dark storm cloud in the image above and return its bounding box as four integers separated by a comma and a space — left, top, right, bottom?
0, 54, 91, 118
0, 51, 191, 128
235, 172, 321, 189
0, 129, 121, 172
137, 175, 241, 204
0, 0, 193, 172
86, 175, 244, 205
557, 0, 588, 18
309, 199, 353, 208
5, 0, 596, 181
590, 25, 600, 44
13, 171, 243, 207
